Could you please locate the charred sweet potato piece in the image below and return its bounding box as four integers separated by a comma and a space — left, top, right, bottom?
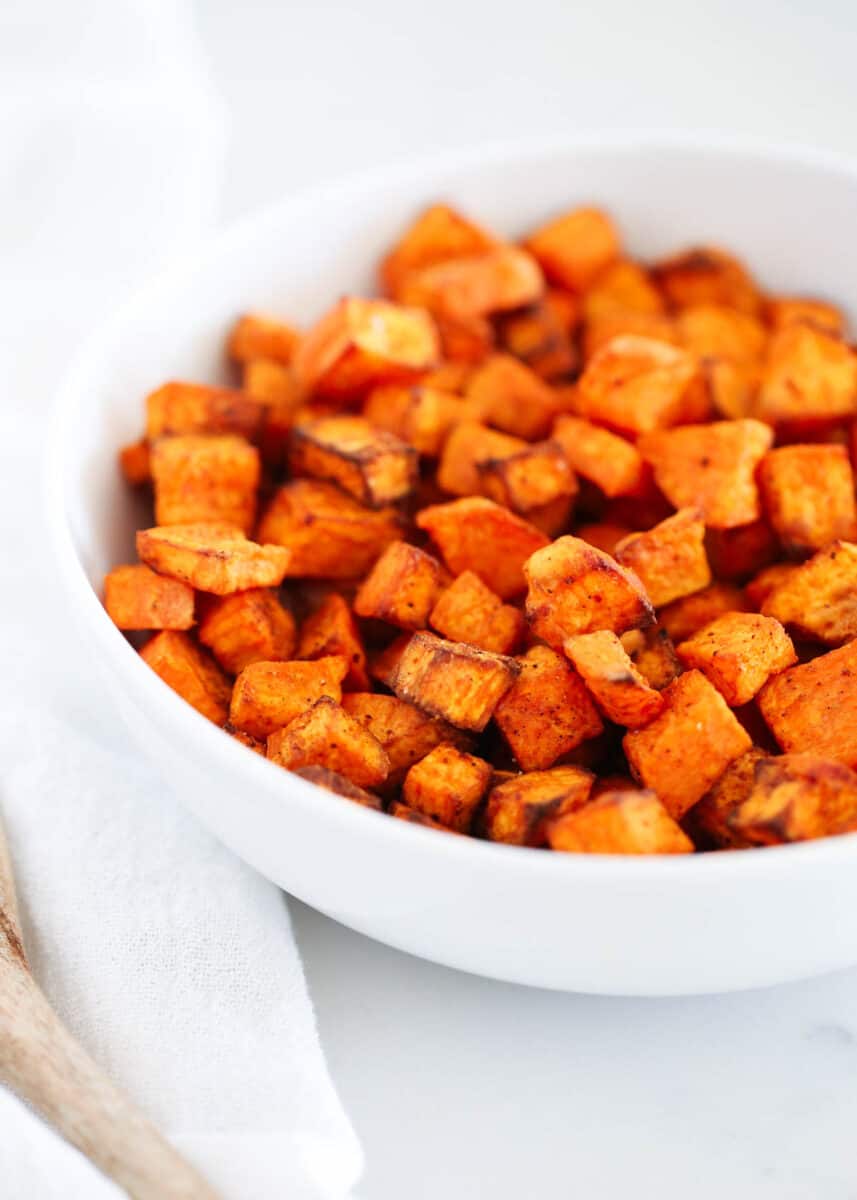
564, 631, 665, 728
363, 384, 461, 456
390, 631, 519, 732
228, 313, 301, 365
551, 416, 644, 498
118, 439, 151, 486
198, 589, 296, 675
758, 444, 857, 557
465, 354, 561, 440
150, 434, 260, 532
651, 246, 760, 314
745, 562, 802, 610
417, 497, 549, 599
638, 419, 773, 529
297, 593, 368, 690
402, 743, 493, 832
494, 299, 577, 380
624, 670, 752, 818
289, 414, 417, 507
621, 624, 681, 691
104, 564, 194, 631
353, 542, 444, 631
524, 534, 654, 647
478, 440, 577, 521
436, 422, 526, 497
267, 697, 390, 788
525, 207, 620, 292
547, 789, 693, 854
137, 523, 290, 595
229, 655, 348, 738
756, 325, 857, 426
493, 645, 603, 770
397, 246, 544, 322
730, 754, 857, 844
292, 764, 382, 810
705, 519, 777, 581
615, 508, 711, 608
380, 203, 496, 297
576, 522, 633, 556
341, 691, 466, 785
256, 481, 401, 579
761, 540, 857, 645
576, 335, 699, 437
388, 802, 457, 831
766, 296, 845, 337
582, 311, 678, 363
676, 612, 796, 706
483, 764, 594, 846
658, 582, 748, 643
684, 748, 767, 850
429, 570, 524, 655
758, 640, 857, 767
140, 631, 231, 724
146, 381, 266, 441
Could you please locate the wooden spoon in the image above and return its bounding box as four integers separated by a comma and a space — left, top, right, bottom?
0, 812, 221, 1199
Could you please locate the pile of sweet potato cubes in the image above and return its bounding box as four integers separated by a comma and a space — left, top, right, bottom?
105, 202, 857, 854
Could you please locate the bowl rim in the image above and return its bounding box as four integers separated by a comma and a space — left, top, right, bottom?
45, 129, 857, 883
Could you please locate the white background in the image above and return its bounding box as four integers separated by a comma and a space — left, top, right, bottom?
187, 2, 857, 1197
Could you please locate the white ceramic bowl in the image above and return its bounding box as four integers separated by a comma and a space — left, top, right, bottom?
48, 135, 857, 996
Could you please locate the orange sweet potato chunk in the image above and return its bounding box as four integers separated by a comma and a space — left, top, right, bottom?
547, 789, 693, 854
564, 631, 665, 728
198, 589, 296, 675
761, 540, 857, 645
582, 311, 678, 363
705, 519, 777, 581
483, 765, 594, 846
118, 439, 151, 486
354, 542, 444, 631
140, 631, 231, 724
367, 632, 412, 689
494, 299, 577, 380
551, 416, 644, 498
623, 670, 752, 818
622, 624, 681, 691
525, 207, 620, 292
380, 203, 497, 297
434, 314, 495, 364
397, 246, 544, 322
289, 414, 418, 507
615, 508, 711, 608
576, 522, 633, 556
758, 444, 857, 557
363, 384, 461, 456
477, 440, 577, 524
576, 335, 699, 437
658, 582, 748, 644
756, 324, 857, 426
766, 296, 845, 337
465, 354, 561, 440
429, 570, 524, 655
291, 764, 382, 810
651, 246, 761, 314
146, 381, 266, 441
104, 564, 194, 631
228, 312, 300, 365
582, 259, 664, 320
684, 748, 767, 850
229, 655, 348, 738
390, 631, 519, 732
267, 697, 390, 788
493, 645, 603, 770
730, 754, 857, 844
675, 612, 796, 706
297, 593, 368, 690
137, 524, 290, 595
676, 303, 767, 362
340, 692, 467, 786
150, 435, 260, 532
402, 743, 493, 832
436, 422, 526, 496
745, 562, 801, 611
758, 640, 857, 767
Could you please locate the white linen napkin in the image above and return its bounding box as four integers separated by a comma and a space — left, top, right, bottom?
0, 1, 363, 1195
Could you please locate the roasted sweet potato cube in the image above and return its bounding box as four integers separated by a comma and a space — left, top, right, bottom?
380, 203, 496, 297
623, 670, 752, 819
297, 593, 368, 689
341, 691, 466, 785
576, 335, 699, 437
465, 354, 561, 440
493, 645, 603, 770
547, 789, 693, 854
118, 439, 151, 486
684, 748, 766, 850
545, 287, 581, 333
621, 624, 681, 691
436, 422, 526, 496
229, 655, 348, 738
397, 246, 543, 321
390, 631, 519, 732
478, 440, 577, 519
140, 631, 231, 724
582, 258, 664, 320
551, 416, 644, 498
291, 764, 382, 810
293, 297, 439, 402
494, 299, 577, 380
766, 296, 845, 337
435, 314, 495, 364
289, 414, 417, 508
137, 523, 290, 594
651, 246, 760, 314
353, 542, 444, 631
367, 632, 412, 688
524, 534, 654, 647
564, 631, 665, 728
745, 562, 801, 610
756, 325, 857, 426
758, 444, 857, 557
145, 381, 266, 441
417, 497, 549, 599
676, 612, 796, 706
402, 743, 493, 832
730, 754, 857, 844
256, 481, 402, 579
761, 541, 857, 646
483, 764, 594, 846
705, 519, 777, 581
228, 313, 301, 365
676, 302, 767, 363
267, 697, 390, 788
658, 582, 748, 643
638, 419, 773, 529
758, 640, 857, 767
150, 434, 260, 532
362, 384, 461, 456
582, 311, 678, 362
421, 362, 474, 394
198, 588, 296, 675
524, 207, 620, 292
242, 359, 301, 405
429, 571, 523, 655
576, 522, 633, 556
104, 564, 194, 631
615, 508, 711, 608
388, 802, 456, 831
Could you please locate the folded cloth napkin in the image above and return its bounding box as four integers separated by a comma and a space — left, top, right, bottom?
0, 1, 363, 1195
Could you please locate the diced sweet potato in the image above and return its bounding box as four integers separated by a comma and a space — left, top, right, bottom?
242, 359, 301, 405
758, 444, 857, 557
576, 522, 633, 556
267, 697, 390, 788
398, 246, 544, 321
551, 416, 644, 498
380, 203, 496, 297
363, 384, 461, 456
623, 670, 752, 818
638, 419, 773, 529
478, 440, 577, 521
150, 435, 260, 532
256, 480, 402, 579
493, 645, 603, 770
104, 564, 194, 631
402, 743, 493, 832
388, 802, 457, 831
582, 311, 678, 362
524, 534, 654, 647
766, 296, 845, 337
615, 508, 711, 608
429, 570, 524, 654
436, 422, 526, 497
730, 754, 857, 844
582, 258, 664, 320
675, 612, 796, 706
229, 655, 348, 738
341, 691, 466, 785
140, 631, 231, 723
289, 414, 417, 507
494, 300, 577, 380
390, 631, 519, 732
705, 519, 777, 581
658, 582, 748, 643
137, 523, 290, 594
576, 335, 699, 437
483, 764, 594, 846
145, 381, 266, 441
697, 359, 760, 421
228, 313, 301, 365
435, 314, 495, 364
651, 246, 760, 314
684, 748, 767, 850
525, 207, 620, 292
353, 542, 444, 631
367, 632, 412, 689
758, 640, 857, 767
676, 302, 767, 363
745, 562, 802, 610
198, 589, 296, 675
621, 624, 681, 691
466, 354, 561, 440
297, 593, 368, 689
563, 631, 665, 728
420, 362, 473, 394
547, 789, 693, 854
291, 764, 382, 810
756, 325, 857, 426
417, 497, 549, 599
118, 439, 151, 486
761, 541, 857, 645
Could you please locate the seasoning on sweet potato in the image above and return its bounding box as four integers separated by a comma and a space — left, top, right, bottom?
563, 631, 666, 728
758, 639, 857, 767
229, 655, 348, 739
390, 631, 519, 732
291, 764, 383, 810
288, 414, 417, 508
256, 480, 401, 579
621, 624, 681, 691
297, 593, 368, 690
756, 324, 857, 426
341, 691, 467, 786
684, 747, 767, 850
675, 612, 796, 706
267, 696, 390, 788
483, 764, 594, 846
494, 299, 577, 380
388, 802, 457, 831
582, 311, 678, 363
380, 203, 496, 297
758, 443, 857, 557
525, 207, 620, 292
615, 508, 710, 608
651, 246, 760, 314
493, 645, 604, 771
118, 439, 151, 486
466, 354, 561, 440
137, 523, 290, 594
402, 743, 493, 832
228, 313, 301, 365
576, 335, 699, 436
397, 246, 544, 322
551, 416, 644, 498
547, 788, 693, 855
150, 434, 260, 532
353, 541, 444, 631
140, 631, 231, 724
146, 381, 266, 441
659, 582, 748, 644
417, 497, 549, 599
429, 570, 524, 655
362, 384, 461, 456
766, 296, 845, 337
477, 440, 577, 526
745, 562, 802, 610
197, 588, 296, 675
638, 419, 773, 529
104, 564, 194, 631
624, 669, 752, 818
705, 519, 777, 581
761, 540, 857, 645
730, 754, 857, 844
524, 534, 654, 647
